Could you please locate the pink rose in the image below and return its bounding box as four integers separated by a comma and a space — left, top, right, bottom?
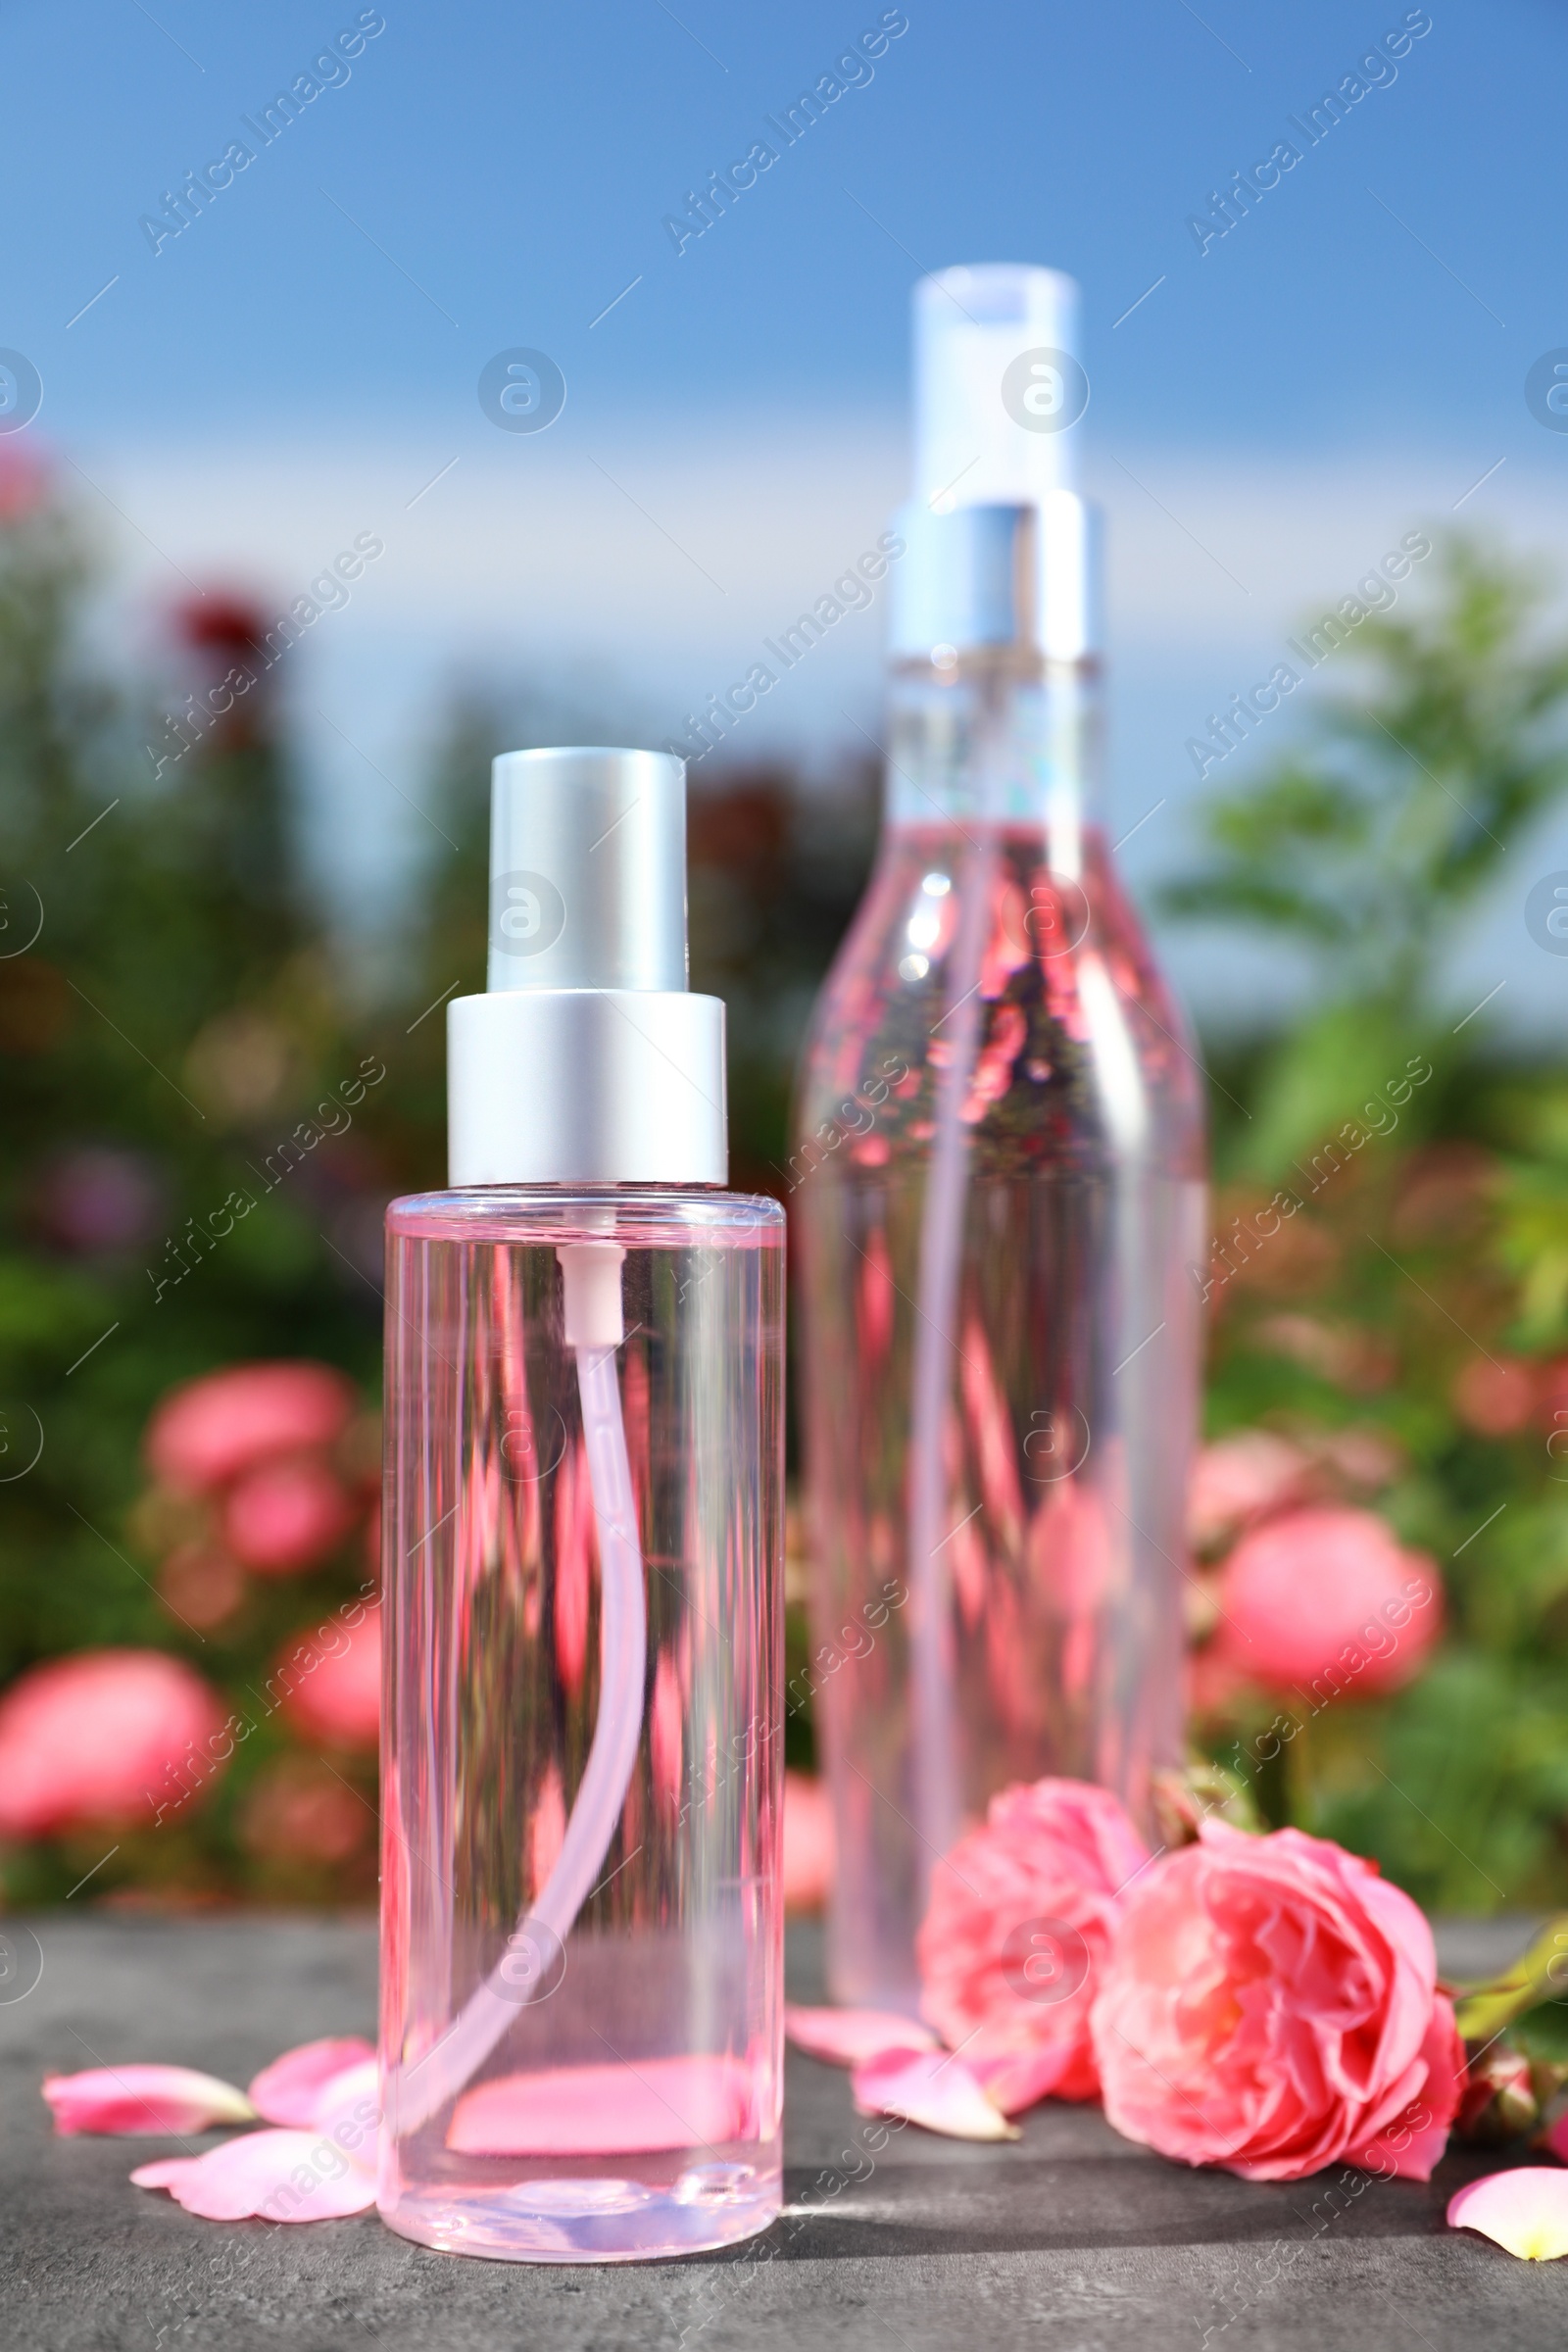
221, 1456, 357, 1575
916, 1778, 1150, 2110
1092, 1818, 1465, 2181
0, 1650, 226, 1838
1214, 1505, 1441, 1699
1187, 1431, 1307, 1550
146, 1362, 355, 1494
279, 1606, 380, 1748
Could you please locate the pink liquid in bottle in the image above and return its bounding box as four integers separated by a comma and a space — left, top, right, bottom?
793, 269, 1207, 2011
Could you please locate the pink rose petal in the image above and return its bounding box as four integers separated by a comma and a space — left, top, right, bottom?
129, 2157, 193, 2187
785, 2004, 937, 2069
131, 2128, 376, 2223
248, 2036, 375, 2126
968, 2044, 1074, 2117
447, 2055, 757, 2157
851, 2048, 1019, 2141
1448, 2169, 1568, 2261
43, 2064, 255, 2136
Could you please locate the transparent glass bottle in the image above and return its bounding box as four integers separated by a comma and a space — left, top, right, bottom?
380, 1188, 784, 2260
379, 747, 785, 2261
793, 278, 1207, 2008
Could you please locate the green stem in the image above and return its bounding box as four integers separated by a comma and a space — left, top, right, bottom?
1452, 1914, 1568, 2045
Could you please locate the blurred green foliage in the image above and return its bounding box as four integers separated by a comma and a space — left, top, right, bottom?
1171, 540, 1568, 1912
0, 470, 870, 1901
8, 466, 1568, 1916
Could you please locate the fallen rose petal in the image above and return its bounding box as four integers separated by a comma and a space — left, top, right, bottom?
784, 2004, 937, 2068
967, 2045, 1075, 2117
851, 2048, 1018, 2141
131, 2128, 376, 2223
308, 2058, 381, 2173
1447, 2169, 1568, 2261
248, 2037, 375, 2127
43, 2064, 255, 2135
129, 2157, 191, 2187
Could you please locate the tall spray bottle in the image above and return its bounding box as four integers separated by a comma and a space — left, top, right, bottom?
380, 749, 785, 2261
794, 268, 1207, 2011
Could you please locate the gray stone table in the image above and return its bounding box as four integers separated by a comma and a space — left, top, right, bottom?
2, 1913, 1566, 2351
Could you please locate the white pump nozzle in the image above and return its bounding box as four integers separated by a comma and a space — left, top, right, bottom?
912, 264, 1083, 514
892, 264, 1098, 662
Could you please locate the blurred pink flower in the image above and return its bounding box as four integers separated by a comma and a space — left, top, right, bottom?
1214, 1505, 1441, 1698
0, 444, 50, 522
916, 1777, 1150, 2111
1452, 1356, 1538, 1438
1092, 1818, 1465, 2181
278, 1605, 380, 1749
1187, 1430, 1307, 1550
221, 1455, 357, 1575
783, 1771, 835, 1913
146, 1362, 355, 1494
43, 2065, 254, 2135
0, 1650, 225, 1838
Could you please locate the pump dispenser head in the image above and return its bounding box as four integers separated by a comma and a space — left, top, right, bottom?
912, 263, 1082, 512
892, 262, 1100, 665
448, 747, 727, 1187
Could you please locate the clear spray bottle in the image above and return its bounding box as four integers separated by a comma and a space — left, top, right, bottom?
793, 267, 1207, 2011
379, 748, 785, 2260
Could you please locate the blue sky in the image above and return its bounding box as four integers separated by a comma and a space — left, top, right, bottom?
11, 0, 1558, 444
7, 0, 1568, 1022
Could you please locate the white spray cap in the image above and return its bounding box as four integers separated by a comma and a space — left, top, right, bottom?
447, 748, 727, 1187
912, 264, 1084, 513
892, 263, 1100, 662
485, 747, 687, 993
